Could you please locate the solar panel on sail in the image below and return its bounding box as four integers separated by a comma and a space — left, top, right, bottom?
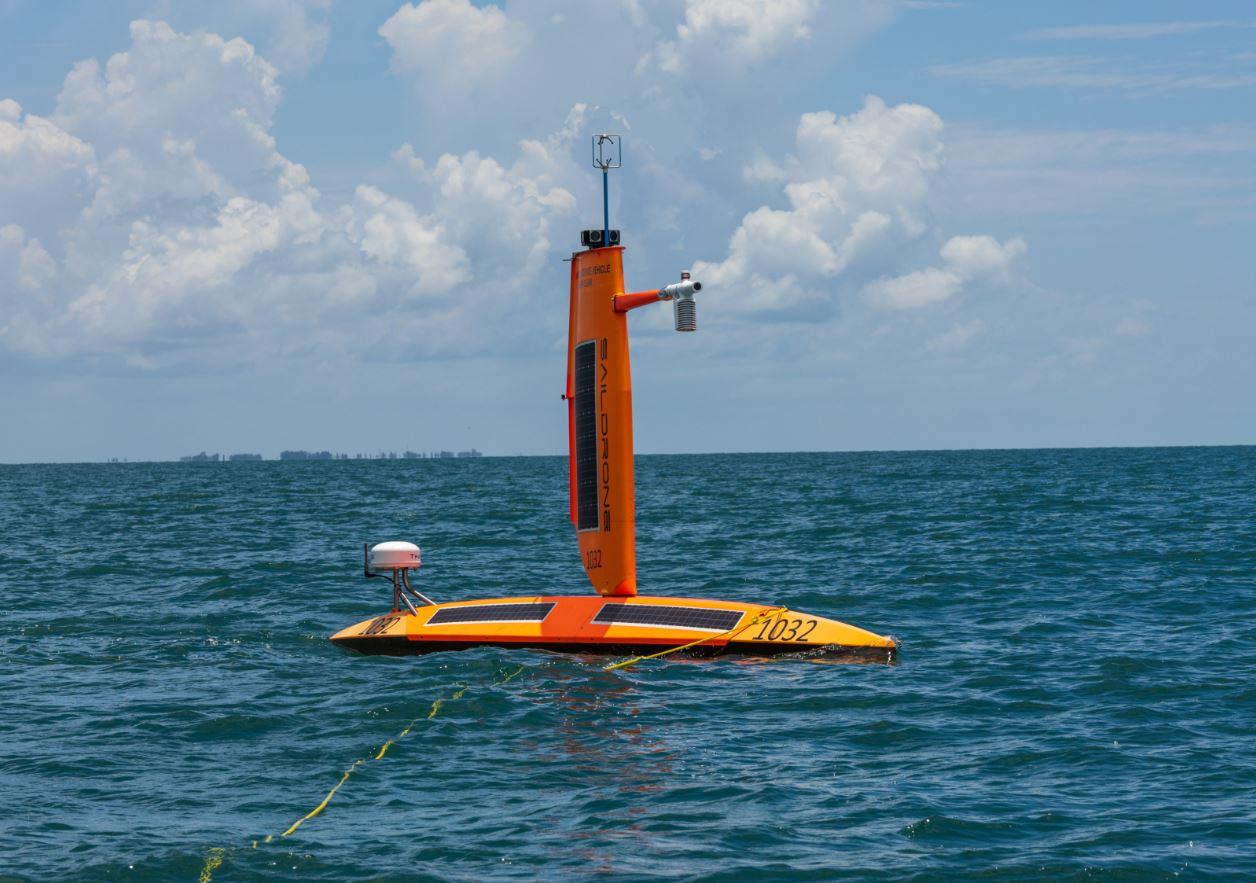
574, 340, 599, 531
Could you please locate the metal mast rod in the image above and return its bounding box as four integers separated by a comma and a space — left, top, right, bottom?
592, 134, 620, 248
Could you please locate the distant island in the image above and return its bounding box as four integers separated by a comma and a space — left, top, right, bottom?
279, 449, 483, 460
180, 451, 263, 462
175, 449, 483, 462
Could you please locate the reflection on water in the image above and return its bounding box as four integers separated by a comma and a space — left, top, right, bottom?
511, 666, 678, 874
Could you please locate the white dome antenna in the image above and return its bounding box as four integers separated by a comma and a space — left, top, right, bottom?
364, 541, 435, 613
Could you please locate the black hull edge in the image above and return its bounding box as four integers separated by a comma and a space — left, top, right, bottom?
331, 636, 899, 665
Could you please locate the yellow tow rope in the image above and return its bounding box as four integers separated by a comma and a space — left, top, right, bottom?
603, 606, 787, 671
203, 609, 784, 877
200, 664, 525, 881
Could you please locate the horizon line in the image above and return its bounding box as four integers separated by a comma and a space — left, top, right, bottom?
2, 441, 1254, 466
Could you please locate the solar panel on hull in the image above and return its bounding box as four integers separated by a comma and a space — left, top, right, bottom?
427, 603, 556, 625
574, 340, 599, 531
593, 604, 743, 632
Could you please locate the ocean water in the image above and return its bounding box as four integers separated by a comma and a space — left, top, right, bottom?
2, 448, 1255, 881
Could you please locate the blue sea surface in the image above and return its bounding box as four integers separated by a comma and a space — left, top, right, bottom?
2, 448, 1255, 880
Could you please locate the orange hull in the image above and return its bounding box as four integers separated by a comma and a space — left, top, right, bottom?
331, 595, 897, 663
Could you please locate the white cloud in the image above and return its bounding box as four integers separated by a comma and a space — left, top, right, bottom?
0, 20, 583, 365
792, 100, 943, 220
154, 0, 332, 76
648, 0, 821, 74
385, 101, 583, 292
742, 150, 787, 183
0, 99, 94, 184
0, 99, 97, 239
0, 225, 57, 291
49, 19, 287, 229
55, 21, 281, 147
0, 15, 1023, 375
379, 0, 526, 93
927, 318, 983, 353
695, 96, 1006, 316
647, 0, 898, 77
344, 185, 469, 292
939, 234, 1026, 277
256, 0, 332, 74
865, 266, 960, 309
865, 234, 1024, 309
370, 0, 899, 226
0, 225, 60, 354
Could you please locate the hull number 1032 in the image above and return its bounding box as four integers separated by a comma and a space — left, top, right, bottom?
752, 616, 817, 643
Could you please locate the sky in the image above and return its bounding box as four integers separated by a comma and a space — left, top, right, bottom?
1, 0, 1253, 462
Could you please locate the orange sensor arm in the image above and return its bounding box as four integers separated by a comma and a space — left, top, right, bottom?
614, 289, 663, 312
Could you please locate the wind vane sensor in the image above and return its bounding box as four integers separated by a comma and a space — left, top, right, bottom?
591, 133, 621, 249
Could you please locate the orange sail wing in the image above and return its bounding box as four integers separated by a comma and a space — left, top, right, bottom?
567, 245, 637, 596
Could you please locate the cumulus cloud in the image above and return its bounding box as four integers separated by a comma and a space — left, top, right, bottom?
694, 96, 1024, 317
373, 0, 897, 162
864, 266, 961, 309
941, 233, 1026, 276
0, 99, 94, 185
0, 20, 581, 365
695, 97, 935, 311
637, 0, 899, 79
256, 0, 332, 74
156, 0, 332, 76
741, 150, 787, 183
379, 0, 526, 93
0, 99, 97, 240
344, 185, 470, 292
865, 234, 1025, 309
648, 0, 821, 74
386, 102, 583, 291
56, 21, 281, 144
0, 13, 1024, 376
406, 152, 574, 273
0, 225, 56, 291
49, 20, 287, 233
0, 225, 60, 352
